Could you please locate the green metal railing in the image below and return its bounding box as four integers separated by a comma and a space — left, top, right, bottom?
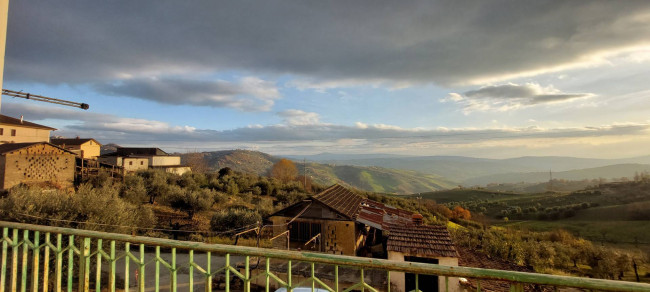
0, 221, 649, 292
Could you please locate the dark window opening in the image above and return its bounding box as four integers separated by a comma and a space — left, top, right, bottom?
289, 222, 321, 242
129, 161, 133, 166
405, 257, 439, 292
0, 128, 3, 135
11, 129, 16, 136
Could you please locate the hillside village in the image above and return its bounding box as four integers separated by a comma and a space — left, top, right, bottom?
0, 113, 189, 190
1, 2, 650, 291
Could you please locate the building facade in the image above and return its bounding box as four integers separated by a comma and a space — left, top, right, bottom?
50, 138, 101, 159
0, 115, 55, 144
0, 142, 76, 190
98, 147, 189, 174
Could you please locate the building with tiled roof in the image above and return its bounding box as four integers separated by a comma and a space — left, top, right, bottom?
268, 184, 460, 292
50, 138, 101, 159
0, 114, 56, 144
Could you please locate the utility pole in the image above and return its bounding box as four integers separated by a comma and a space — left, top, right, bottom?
303, 158, 307, 191
0, 0, 10, 113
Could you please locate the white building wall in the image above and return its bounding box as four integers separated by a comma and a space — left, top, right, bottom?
149, 156, 180, 166
387, 251, 460, 292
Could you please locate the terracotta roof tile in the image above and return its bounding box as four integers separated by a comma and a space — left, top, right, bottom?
387, 224, 458, 258
0, 115, 56, 130
312, 184, 365, 220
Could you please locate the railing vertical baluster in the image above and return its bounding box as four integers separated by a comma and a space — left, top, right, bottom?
334, 265, 339, 292
170, 248, 176, 292
21, 230, 28, 292
1, 228, 8, 292
67, 235, 74, 292
154, 247, 159, 292
10, 229, 18, 292
445, 276, 448, 292
139, 244, 145, 292
310, 263, 315, 292
188, 250, 193, 292
95, 239, 102, 292
414, 273, 418, 292
385, 270, 389, 292
360, 268, 365, 292
109, 241, 115, 292
55, 234, 62, 292
31, 231, 39, 292
224, 254, 230, 292
125, 243, 130, 292
42, 233, 50, 292
264, 258, 270, 292
286, 260, 291, 292
205, 252, 211, 292
79, 238, 90, 292
244, 256, 250, 292
476, 280, 481, 292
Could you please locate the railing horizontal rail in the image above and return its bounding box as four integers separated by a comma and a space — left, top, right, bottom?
1, 220, 649, 292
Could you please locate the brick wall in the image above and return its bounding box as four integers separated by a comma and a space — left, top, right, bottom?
0, 144, 75, 190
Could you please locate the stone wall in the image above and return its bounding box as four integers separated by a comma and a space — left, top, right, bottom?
0, 144, 75, 190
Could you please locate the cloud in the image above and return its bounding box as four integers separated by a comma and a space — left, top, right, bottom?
6, 101, 648, 152
95, 76, 280, 111
277, 110, 321, 125
5, 1, 650, 87
444, 83, 593, 113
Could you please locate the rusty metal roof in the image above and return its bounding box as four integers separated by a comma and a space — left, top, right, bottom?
312, 184, 365, 220
357, 200, 414, 230
387, 224, 458, 258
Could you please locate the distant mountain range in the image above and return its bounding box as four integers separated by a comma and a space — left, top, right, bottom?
182, 150, 456, 194
287, 153, 650, 185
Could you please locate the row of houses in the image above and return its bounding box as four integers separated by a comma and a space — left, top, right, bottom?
0, 114, 189, 190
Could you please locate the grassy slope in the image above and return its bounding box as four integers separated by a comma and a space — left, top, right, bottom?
413, 182, 650, 247
185, 150, 457, 194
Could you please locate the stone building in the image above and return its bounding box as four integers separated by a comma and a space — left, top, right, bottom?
268, 184, 460, 292
0, 114, 55, 144
0, 142, 76, 190
50, 138, 101, 159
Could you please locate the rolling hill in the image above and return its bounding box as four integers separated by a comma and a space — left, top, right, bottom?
182, 150, 456, 194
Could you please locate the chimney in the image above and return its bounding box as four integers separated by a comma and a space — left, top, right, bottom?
412, 213, 423, 225
20, 115, 23, 124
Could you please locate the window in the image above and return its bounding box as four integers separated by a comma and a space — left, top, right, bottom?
11, 129, 16, 136
129, 161, 133, 166
289, 222, 321, 242
140, 161, 144, 165
0, 128, 3, 135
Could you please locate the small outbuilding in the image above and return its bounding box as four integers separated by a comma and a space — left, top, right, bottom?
0, 142, 76, 190
50, 138, 102, 159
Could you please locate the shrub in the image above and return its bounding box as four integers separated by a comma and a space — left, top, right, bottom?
0, 184, 156, 234
210, 208, 261, 233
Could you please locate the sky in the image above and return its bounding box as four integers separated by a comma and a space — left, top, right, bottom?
2, 1, 650, 158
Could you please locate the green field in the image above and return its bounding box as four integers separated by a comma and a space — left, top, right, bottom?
500, 220, 650, 247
